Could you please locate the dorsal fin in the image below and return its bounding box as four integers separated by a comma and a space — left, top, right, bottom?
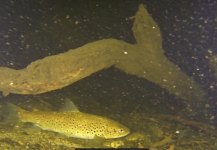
59, 98, 79, 112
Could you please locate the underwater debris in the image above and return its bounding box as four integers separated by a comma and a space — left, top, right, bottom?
138, 142, 144, 148
150, 134, 172, 148
166, 144, 175, 150
209, 54, 217, 79
169, 115, 217, 137
148, 124, 164, 138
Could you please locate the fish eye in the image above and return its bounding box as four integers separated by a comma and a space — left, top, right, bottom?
118, 128, 124, 133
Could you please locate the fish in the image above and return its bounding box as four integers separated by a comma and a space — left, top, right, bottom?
4, 99, 130, 139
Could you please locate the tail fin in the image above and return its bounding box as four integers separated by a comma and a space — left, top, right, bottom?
3, 103, 25, 123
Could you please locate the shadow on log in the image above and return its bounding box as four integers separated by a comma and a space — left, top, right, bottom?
0, 4, 205, 101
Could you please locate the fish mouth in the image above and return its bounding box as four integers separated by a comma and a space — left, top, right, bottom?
116, 128, 131, 138
115, 133, 130, 138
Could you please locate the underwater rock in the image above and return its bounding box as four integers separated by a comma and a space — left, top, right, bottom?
103, 140, 125, 148
125, 132, 145, 142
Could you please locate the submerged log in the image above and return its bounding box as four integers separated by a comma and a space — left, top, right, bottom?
0, 4, 204, 101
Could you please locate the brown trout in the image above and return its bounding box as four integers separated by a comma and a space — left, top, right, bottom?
5, 99, 130, 139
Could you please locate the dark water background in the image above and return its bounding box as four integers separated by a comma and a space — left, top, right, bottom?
0, 0, 217, 123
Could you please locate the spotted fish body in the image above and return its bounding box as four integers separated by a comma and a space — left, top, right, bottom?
6, 99, 130, 139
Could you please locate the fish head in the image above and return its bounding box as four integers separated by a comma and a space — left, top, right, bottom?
104, 123, 130, 139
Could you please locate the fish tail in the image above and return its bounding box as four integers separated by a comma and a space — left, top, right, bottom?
3, 103, 26, 123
